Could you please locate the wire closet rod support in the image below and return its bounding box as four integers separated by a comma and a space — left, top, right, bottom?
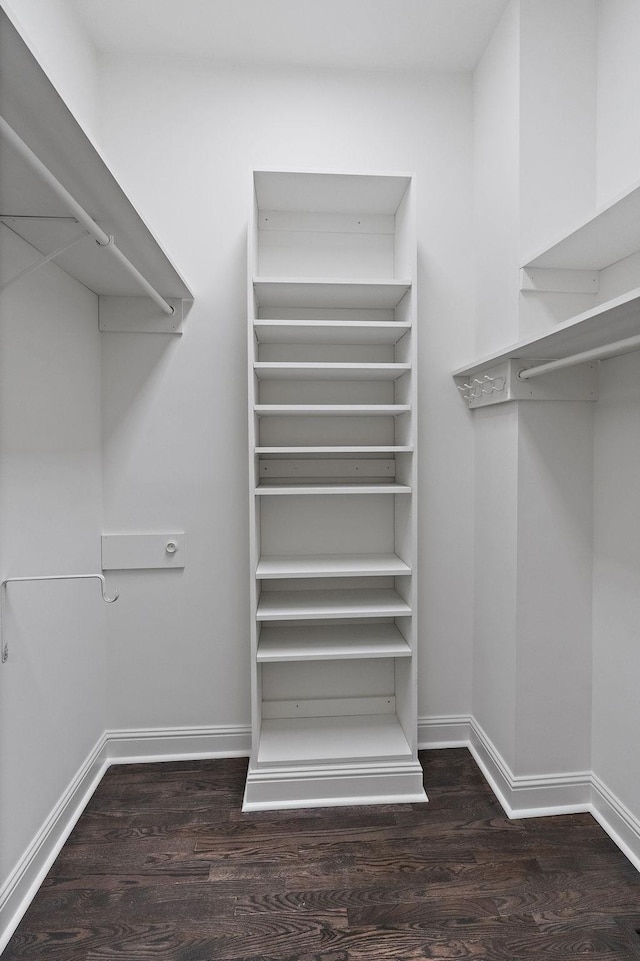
0, 115, 175, 316
0, 573, 119, 664
518, 333, 640, 381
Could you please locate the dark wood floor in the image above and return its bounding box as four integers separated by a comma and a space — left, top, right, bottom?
5, 749, 640, 960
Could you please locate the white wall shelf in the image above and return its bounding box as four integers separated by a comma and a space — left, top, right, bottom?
257, 714, 413, 766
254, 320, 411, 345
256, 553, 411, 578
522, 180, 640, 272
254, 404, 411, 416
0, 11, 193, 329
245, 169, 424, 811
254, 362, 411, 381
253, 279, 411, 310
255, 445, 414, 454
453, 288, 640, 407
256, 588, 412, 621
257, 623, 412, 662
254, 484, 411, 495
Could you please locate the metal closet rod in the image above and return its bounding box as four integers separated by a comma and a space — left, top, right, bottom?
517, 332, 640, 380
0, 573, 119, 664
0, 115, 175, 316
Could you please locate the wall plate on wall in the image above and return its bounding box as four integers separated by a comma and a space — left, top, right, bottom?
101, 533, 186, 569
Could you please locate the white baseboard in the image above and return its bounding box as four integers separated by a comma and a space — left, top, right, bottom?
106, 723, 252, 764
3, 718, 639, 952
591, 773, 640, 873
0, 733, 109, 954
418, 713, 640, 869
0, 723, 251, 953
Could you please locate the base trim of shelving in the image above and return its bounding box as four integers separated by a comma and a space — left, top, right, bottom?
242, 757, 427, 811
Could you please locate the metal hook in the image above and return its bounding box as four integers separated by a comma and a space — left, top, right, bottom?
1, 573, 119, 663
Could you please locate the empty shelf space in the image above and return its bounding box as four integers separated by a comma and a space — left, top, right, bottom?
255, 484, 411, 495
257, 623, 411, 661
254, 320, 411, 345
254, 362, 410, 380
253, 278, 412, 310
254, 404, 410, 416
256, 552, 411, 578
257, 713, 412, 765
256, 587, 412, 620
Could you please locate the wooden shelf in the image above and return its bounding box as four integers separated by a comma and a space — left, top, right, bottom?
257, 623, 411, 661
254, 362, 410, 381
0, 10, 192, 304
253, 278, 411, 310
256, 588, 412, 621
257, 713, 412, 765
255, 404, 410, 416
453, 287, 640, 379
255, 484, 411, 495
257, 552, 411, 578
523, 180, 640, 271
254, 320, 411, 345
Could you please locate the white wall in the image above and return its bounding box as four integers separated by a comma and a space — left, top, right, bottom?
1, 0, 99, 138
96, 58, 476, 731
596, 0, 640, 205
0, 229, 105, 901
591, 0, 640, 824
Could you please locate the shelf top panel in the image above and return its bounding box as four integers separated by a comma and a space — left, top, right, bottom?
253, 279, 411, 310
0, 9, 193, 300
522, 180, 640, 271
254, 362, 410, 381
257, 623, 411, 661
453, 288, 640, 379
253, 320, 411, 345
254, 170, 411, 216
256, 587, 412, 620
258, 714, 412, 765
256, 552, 411, 578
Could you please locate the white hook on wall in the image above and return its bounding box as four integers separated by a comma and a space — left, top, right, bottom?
0, 573, 119, 663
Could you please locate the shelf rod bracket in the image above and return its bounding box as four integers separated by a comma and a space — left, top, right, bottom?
0, 573, 119, 664
0, 115, 175, 316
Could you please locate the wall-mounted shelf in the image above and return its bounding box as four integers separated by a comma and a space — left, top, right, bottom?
254, 362, 410, 381
257, 623, 412, 662
254, 404, 410, 416
0, 10, 193, 331
522, 180, 640, 272
254, 320, 411, 345
456, 176, 640, 410
256, 553, 411, 578
253, 279, 411, 310
256, 588, 412, 621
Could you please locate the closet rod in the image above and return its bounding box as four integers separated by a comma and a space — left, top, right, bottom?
0, 116, 175, 316
517, 332, 640, 380
0, 573, 119, 664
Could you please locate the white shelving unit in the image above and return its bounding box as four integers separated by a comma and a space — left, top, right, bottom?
244, 169, 426, 810
454, 181, 640, 408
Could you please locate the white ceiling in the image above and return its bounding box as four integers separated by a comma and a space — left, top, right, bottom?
68, 0, 510, 73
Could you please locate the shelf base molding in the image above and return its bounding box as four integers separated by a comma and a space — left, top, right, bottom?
242, 757, 427, 811
454, 358, 598, 409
